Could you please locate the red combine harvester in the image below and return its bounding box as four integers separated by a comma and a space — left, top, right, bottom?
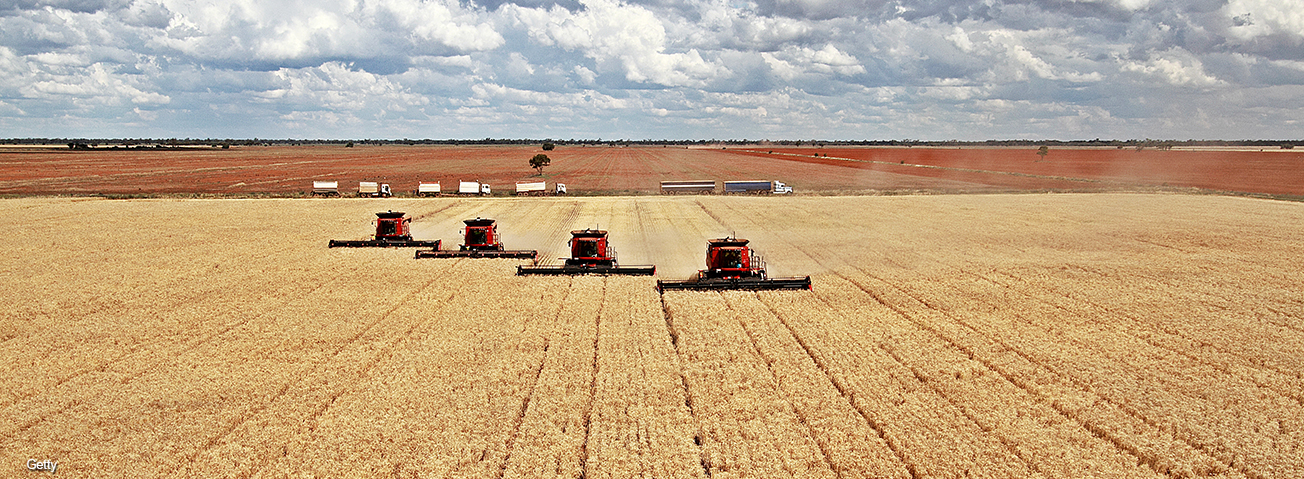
517, 229, 655, 275
414, 218, 537, 259
329, 211, 441, 248
657, 237, 811, 291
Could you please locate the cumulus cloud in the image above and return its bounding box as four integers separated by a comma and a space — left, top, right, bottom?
510, 0, 727, 87
0, 0, 1299, 139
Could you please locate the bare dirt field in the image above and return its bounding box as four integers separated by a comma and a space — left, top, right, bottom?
2, 193, 1301, 477
2, 145, 1301, 197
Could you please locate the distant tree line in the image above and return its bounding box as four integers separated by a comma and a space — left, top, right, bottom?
2, 137, 1298, 149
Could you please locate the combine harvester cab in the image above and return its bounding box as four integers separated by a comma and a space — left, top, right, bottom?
517, 229, 655, 276
657, 237, 810, 291
414, 218, 537, 259
328, 211, 441, 248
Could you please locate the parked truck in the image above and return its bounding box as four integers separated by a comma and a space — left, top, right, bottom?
416, 182, 441, 197
514, 182, 568, 195
723, 180, 792, 194
358, 181, 392, 197
458, 181, 491, 196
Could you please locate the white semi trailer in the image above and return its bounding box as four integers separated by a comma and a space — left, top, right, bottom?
417, 182, 441, 196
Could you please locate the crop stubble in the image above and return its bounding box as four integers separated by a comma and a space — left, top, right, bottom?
1, 193, 1301, 478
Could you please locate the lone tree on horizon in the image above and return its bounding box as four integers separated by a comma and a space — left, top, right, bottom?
530, 153, 551, 175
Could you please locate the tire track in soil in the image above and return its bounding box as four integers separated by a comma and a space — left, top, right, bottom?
752, 294, 918, 479
821, 279, 1048, 477
529, 201, 582, 267
722, 292, 845, 479
577, 277, 607, 479
407, 199, 466, 222
702, 198, 1176, 478
658, 294, 713, 479
496, 276, 573, 478
183, 259, 463, 478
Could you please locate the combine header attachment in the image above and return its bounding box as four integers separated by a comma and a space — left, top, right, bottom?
329, 211, 441, 248
517, 229, 655, 276
414, 218, 537, 259
657, 237, 810, 291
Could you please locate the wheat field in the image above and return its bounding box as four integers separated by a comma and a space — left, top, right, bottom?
1, 194, 1301, 478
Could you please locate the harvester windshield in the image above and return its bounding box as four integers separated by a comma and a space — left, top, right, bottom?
466, 228, 488, 246
717, 249, 744, 269
377, 220, 399, 237
575, 239, 600, 258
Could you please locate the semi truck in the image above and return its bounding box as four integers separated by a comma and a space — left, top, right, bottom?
515, 182, 568, 195
458, 181, 491, 196
358, 181, 392, 197
723, 180, 792, 194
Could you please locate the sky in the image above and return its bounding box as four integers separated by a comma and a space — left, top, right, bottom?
0, 0, 1301, 141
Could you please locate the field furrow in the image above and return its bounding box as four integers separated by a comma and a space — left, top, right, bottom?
663, 291, 837, 478
585, 276, 706, 478
722, 291, 911, 479
501, 276, 604, 479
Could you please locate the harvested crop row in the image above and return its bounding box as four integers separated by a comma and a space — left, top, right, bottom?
662, 290, 837, 478
750, 281, 1033, 478
1, 248, 462, 477
718, 291, 910, 479
967, 266, 1304, 408
585, 275, 705, 479
500, 275, 604, 479
253, 261, 566, 478
178, 256, 489, 478
895, 267, 1301, 478
794, 275, 1169, 478
841, 268, 1264, 478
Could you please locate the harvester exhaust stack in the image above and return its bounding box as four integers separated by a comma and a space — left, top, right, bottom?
328, 211, 441, 248
656, 237, 810, 292
516, 229, 655, 276
414, 218, 538, 259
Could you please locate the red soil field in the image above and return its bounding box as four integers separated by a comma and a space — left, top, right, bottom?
1, 144, 1300, 196
734, 146, 1304, 196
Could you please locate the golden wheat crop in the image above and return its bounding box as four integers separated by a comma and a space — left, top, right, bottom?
1, 194, 1300, 478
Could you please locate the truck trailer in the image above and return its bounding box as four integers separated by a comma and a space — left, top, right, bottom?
660, 180, 717, 194
311, 181, 340, 196
416, 182, 441, 197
